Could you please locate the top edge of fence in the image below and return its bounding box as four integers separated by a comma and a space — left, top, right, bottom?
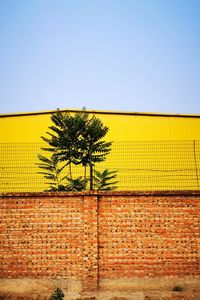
1, 140, 200, 144
1, 190, 200, 198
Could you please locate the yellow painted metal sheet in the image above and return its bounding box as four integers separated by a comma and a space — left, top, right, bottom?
1, 109, 200, 192
1, 110, 200, 141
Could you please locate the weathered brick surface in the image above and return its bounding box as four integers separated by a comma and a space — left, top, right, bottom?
0, 191, 200, 294
98, 193, 200, 279
0, 194, 84, 279
82, 194, 99, 291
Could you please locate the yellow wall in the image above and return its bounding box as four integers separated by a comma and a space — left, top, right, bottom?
1, 109, 200, 192
1, 109, 200, 142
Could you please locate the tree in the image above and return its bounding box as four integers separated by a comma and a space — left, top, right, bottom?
80, 115, 112, 189
93, 169, 118, 190
37, 109, 114, 191
40, 110, 86, 180
37, 154, 67, 191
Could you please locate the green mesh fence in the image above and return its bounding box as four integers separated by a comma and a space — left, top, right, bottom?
0, 141, 200, 192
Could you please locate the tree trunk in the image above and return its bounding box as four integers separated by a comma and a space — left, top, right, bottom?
84, 166, 87, 190
90, 163, 93, 190
69, 163, 73, 180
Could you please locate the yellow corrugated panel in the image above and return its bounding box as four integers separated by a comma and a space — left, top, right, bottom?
1, 109, 200, 192
1, 109, 200, 141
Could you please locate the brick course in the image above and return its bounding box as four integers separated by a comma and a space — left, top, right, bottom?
98, 194, 200, 279
0, 194, 84, 280
0, 191, 199, 293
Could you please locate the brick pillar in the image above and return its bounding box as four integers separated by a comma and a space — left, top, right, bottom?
82, 192, 99, 291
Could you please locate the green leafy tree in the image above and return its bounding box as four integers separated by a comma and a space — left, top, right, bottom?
38, 109, 114, 191
80, 116, 112, 189
41, 110, 86, 180
65, 176, 86, 191
93, 169, 118, 190
37, 154, 67, 191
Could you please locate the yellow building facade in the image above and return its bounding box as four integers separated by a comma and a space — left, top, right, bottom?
1, 109, 200, 192
1, 109, 200, 142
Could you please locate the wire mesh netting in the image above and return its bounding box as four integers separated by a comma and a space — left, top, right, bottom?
0, 140, 200, 192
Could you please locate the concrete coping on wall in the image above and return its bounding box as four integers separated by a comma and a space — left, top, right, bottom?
1, 190, 200, 197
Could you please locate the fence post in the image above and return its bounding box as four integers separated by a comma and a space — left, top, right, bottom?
82, 192, 99, 291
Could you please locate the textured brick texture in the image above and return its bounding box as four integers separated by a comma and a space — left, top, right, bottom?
0, 191, 200, 294
0, 193, 84, 279
98, 192, 200, 279
82, 194, 99, 291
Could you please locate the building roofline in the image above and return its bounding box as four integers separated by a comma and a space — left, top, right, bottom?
1, 108, 200, 118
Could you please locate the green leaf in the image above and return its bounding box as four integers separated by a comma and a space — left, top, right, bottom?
38, 109, 113, 191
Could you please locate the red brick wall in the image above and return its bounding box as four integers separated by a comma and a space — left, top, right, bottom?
0, 191, 200, 292
0, 194, 84, 279
99, 192, 200, 279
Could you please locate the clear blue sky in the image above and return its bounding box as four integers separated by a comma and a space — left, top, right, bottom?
0, 0, 200, 114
